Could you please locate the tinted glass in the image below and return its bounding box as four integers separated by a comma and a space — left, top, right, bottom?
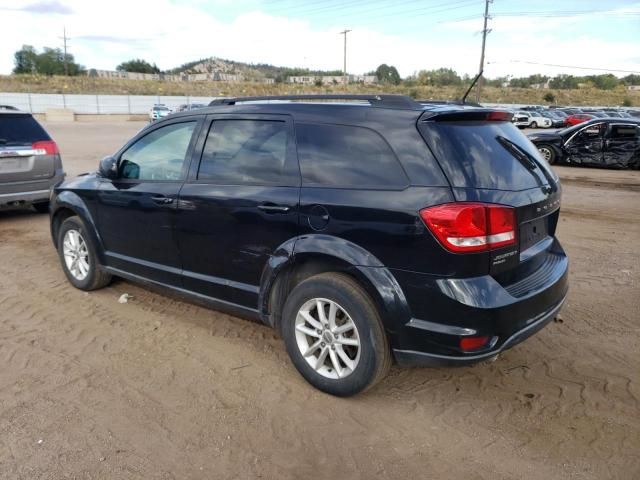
609, 125, 638, 139
120, 121, 195, 181
296, 123, 407, 188
419, 121, 550, 190
0, 114, 49, 145
198, 120, 293, 185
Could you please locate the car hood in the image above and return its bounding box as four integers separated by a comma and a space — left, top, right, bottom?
527, 131, 562, 142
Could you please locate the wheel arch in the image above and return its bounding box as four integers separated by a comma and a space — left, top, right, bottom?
259, 235, 412, 335
50, 191, 106, 264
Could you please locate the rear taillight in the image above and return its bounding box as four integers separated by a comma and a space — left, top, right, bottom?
32, 140, 59, 156
419, 203, 516, 253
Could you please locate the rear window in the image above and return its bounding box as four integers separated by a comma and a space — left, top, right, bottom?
296, 123, 408, 188
419, 121, 548, 190
0, 114, 50, 145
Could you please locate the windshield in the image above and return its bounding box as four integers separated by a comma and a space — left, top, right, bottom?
154, 106, 169, 111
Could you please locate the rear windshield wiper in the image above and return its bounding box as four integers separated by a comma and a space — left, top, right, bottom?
496, 136, 558, 193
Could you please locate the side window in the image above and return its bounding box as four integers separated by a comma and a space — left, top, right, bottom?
120, 122, 196, 181
609, 125, 638, 139
198, 120, 294, 185
571, 123, 604, 144
296, 123, 408, 188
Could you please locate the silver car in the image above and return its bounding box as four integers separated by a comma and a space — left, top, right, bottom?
0, 107, 65, 212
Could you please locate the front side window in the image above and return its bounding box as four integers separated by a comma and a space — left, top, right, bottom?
198, 120, 294, 185
119, 122, 195, 181
296, 123, 408, 188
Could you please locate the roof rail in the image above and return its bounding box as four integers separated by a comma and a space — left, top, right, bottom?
418, 99, 483, 108
208, 94, 421, 110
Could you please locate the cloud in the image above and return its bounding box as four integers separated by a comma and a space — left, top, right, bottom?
2, 1, 74, 14
0, 0, 637, 78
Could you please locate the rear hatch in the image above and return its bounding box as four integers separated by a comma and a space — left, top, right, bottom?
0, 113, 57, 183
417, 109, 562, 288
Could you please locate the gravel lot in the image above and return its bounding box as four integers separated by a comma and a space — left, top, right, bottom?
0, 121, 638, 480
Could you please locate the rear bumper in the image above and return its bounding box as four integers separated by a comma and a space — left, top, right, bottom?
0, 172, 65, 208
387, 238, 569, 366
394, 295, 565, 366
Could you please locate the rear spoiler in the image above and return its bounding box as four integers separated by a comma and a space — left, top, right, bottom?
419, 109, 513, 122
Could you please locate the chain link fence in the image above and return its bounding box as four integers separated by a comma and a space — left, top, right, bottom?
0, 92, 214, 114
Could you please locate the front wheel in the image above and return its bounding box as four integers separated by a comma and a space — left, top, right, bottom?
281, 273, 391, 396
537, 144, 557, 164
530, 121, 538, 128
57, 216, 112, 291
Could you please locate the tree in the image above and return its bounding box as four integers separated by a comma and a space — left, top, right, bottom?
586, 74, 619, 90
622, 98, 633, 107
622, 74, 640, 86
13, 45, 38, 73
374, 64, 401, 85
415, 68, 461, 86
13, 45, 83, 75
116, 59, 161, 74
543, 92, 555, 103
549, 74, 579, 89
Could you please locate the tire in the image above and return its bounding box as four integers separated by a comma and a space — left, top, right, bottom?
537, 144, 557, 164
281, 273, 391, 396
530, 121, 538, 128
57, 216, 112, 291
32, 201, 50, 214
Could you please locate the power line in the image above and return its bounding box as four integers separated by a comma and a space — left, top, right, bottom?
491, 60, 640, 75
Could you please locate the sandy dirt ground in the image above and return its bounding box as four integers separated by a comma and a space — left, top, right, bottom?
0, 121, 639, 479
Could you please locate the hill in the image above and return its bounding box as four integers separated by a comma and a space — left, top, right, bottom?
0, 74, 637, 107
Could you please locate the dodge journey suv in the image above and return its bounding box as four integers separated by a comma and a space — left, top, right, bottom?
49, 95, 568, 396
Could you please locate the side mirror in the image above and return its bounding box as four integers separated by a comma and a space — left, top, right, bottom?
98, 156, 118, 179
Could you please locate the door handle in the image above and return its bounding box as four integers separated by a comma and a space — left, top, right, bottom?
258, 204, 290, 213
151, 196, 174, 205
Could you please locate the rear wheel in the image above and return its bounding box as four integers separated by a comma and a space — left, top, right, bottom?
281, 273, 391, 396
537, 144, 556, 164
57, 216, 112, 291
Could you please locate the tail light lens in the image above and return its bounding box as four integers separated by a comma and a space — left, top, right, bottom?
32, 140, 59, 156
420, 203, 516, 253
460, 336, 490, 351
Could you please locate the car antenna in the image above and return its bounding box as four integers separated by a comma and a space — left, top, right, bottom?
461, 69, 483, 104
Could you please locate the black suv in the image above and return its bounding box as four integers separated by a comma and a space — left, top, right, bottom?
1, 107, 64, 212
50, 95, 568, 396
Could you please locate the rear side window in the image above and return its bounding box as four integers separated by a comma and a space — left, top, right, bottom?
419, 121, 548, 190
296, 123, 408, 188
0, 114, 50, 145
609, 125, 638, 139
198, 120, 295, 185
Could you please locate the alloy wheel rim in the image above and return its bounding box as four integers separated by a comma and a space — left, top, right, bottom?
62, 229, 90, 281
294, 298, 361, 380
539, 147, 552, 161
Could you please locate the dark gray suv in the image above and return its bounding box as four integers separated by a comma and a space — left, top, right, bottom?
0, 107, 65, 212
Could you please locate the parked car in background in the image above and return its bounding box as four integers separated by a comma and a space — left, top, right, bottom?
149, 104, 172, 121
565, 113, 594, 126
528, 118, 640, 168
540, 111, 565, 128
176, 103, 207, 112
512, 111, 532, 128
49, 94, 568, 396
0, 108, 64, 212
512, 111, 551, 128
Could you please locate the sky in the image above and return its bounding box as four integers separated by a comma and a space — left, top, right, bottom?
0, 0, 639, 78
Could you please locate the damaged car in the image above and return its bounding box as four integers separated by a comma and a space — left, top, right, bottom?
528, 118, 640, 168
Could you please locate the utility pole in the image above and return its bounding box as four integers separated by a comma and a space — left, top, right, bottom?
476, 0, 492, 102
59, 26, 70, 76
339, 29, 351, 85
